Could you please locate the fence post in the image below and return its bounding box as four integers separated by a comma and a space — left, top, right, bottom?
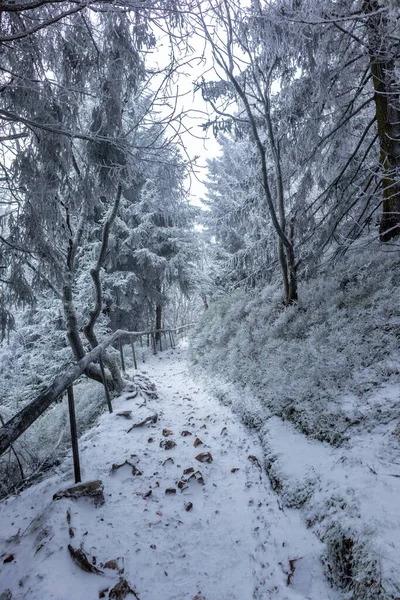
98, 354, 113, 413
151, 333, 157, 355
158, 331, 162, 352
67, 385, 81, 484
119, 337, 126, 373
130, 336, 137, 370
169, 330, 174, 349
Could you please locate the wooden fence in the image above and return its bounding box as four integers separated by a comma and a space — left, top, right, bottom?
0, 324, 194, 484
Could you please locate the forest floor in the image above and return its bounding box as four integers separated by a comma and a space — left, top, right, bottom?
0, 342, 341, 600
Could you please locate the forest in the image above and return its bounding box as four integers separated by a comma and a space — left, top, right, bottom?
0, 1, 400, 599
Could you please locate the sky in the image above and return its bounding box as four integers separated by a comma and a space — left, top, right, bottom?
147, 27, 222, 206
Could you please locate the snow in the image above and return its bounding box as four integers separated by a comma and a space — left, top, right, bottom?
0, 343, 340, 600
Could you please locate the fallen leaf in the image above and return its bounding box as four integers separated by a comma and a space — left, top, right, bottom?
109, 577, 139, 599
160, 439, 177, 450
181, 430, 192, 437
183, 467, 194, 475
193, 437, 203, 448
185, 502, 193, 512
68, 545, 103, 575
162, 429, 173, 437
248, 455, 262, 469
195, 452, 213, 463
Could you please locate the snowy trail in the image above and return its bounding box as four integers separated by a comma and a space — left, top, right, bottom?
0, 344, 341, 600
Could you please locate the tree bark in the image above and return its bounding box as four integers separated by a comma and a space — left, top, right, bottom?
155, 304, 163, 342
364, 0, 400, 241
83, 183, 124, 392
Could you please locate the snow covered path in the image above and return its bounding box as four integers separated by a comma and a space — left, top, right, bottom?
0, 345, 341, 600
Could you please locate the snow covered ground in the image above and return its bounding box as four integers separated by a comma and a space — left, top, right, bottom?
0, 343, 340, 600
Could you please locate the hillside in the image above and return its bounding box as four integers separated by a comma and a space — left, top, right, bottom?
191, 246, 400, 599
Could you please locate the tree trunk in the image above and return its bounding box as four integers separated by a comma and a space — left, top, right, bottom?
364, 0, 400, 241
155, 304, 162, 342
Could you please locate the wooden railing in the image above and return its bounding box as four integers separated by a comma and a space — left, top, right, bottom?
0, 324, 194, 484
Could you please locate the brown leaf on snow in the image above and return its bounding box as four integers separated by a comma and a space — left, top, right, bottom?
162, 429, 173, 437
103, 557, 124, 574
195, 452, 213, 463
177, 480, 187, 490
181, 430, 192, 437
193, 437, 203, 448
231, 468, 239, 473
287, 558, 300, 586
165, 488, 177, 495
68, 545, 104, 575
108, 577, 140, 599
3, 554, 14, 564
160, 439, 177, 450
188, 471, 205, 485
248, 455, 262, 469
111, 460, 142, 477
156, 511, 163, 516
183, 467, 194, 475
185, 502, 193, 512
162, 457, 174, 466
200, 424, 207, 429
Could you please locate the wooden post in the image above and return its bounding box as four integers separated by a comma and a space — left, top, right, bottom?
119, 338, 126, 372
169, 330, 174, 349
159, 331, 162, 352
67, 385, 81, 484
130, 337, 137, 370
98, 354, 113, 413
151, 333, 157, 355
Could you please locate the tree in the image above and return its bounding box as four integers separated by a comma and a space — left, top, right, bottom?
0, 4, 195, 390
363, 0, 400, 241
194, 0, 300, 303
194, 0, 400, 306
106, 139, 198, 335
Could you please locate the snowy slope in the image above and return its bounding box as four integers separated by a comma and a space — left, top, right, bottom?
0, 344, 340, 600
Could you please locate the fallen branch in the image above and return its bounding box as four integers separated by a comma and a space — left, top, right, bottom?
127, 413, 158, 433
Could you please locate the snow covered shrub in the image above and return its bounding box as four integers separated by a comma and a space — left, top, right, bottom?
322, 525, 388, 599
0, 296, 124, 497
191, 247, 400, 445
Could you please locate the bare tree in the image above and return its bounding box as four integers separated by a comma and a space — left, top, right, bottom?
193, 0, 298, 303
